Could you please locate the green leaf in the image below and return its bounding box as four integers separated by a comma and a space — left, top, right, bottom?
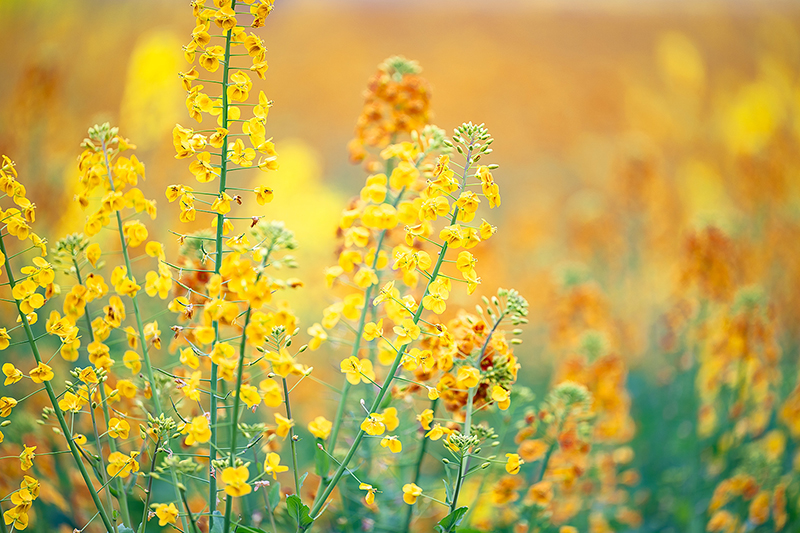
286, 494, 314, 530
298, 471, 309, 492
434, 507, 468, 533
118, 527, 135, 533
268, 482, 281, 511
209, 511, 224, 533
443, 479, 453, 505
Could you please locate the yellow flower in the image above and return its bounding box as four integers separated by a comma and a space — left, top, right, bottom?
260, 379, 283, 407
153, 502, 179, 526
361, 413, 386, 436
380, 436, 402, 453
308, 416, 332, 440
359, 483, 378, 506
417, 409, 434, 430
211, 192, 234, 214
58, 391, 83, 412
199, 45, 225, 72
393, 319, 420, 345
275, 413, 294, 438
492, 385, 511, 410
2, 363, 22, 385
362, 319, 384, 341
340, 356, 376, 386
0, 329, 10, 351
505, 453, 524, 475
254, 186, 274, 205
78, 367, 99, 385
184, 416, 212, 445
0, 397, 18, 417
425, 424, 447, 441
123, 350, 142, 374
29, 362, 53, 383
106, 451, 140, 479
19, 445, 36, 471
240, 384, 262, 409
307, 323, 327, 351
108, 417, 130, 439
221, 465, 252, 497
402, 483, 423, 505
457, 366, 480, 389
227, 71, 253, 102
263, 452, 288, 480
228, 138, 255, 167
372, 281, 395, 306
382, 407, 399, 431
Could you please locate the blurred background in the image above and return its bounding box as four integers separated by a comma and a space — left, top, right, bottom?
2, 0, 800, 530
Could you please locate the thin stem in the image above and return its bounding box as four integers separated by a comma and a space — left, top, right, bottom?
282, 377, 301, 495
137, 437, 161, 533
450, 387, 475, 513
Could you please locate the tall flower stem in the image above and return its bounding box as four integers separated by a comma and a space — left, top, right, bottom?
100, 139, 189, 533
0, 233, 115, 533
209, 3, 237, 526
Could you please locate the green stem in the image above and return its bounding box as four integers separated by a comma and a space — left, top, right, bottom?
179, 486, 201, 533
450, 386, 475, 513
74, 258, 132, 528
137, 437, 161, 533
282, 377, 301, 495
89, 397, 119, 533
209, 4, 237, 527
0, 234, 115, 533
